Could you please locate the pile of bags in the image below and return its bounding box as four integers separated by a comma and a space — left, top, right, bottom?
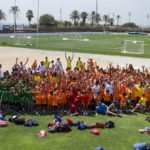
47, 115, 115, 134
9, 115, 39, 127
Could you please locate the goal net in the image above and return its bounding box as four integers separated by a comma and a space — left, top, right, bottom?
14, 33, 33, 46
122, 40, 144, 54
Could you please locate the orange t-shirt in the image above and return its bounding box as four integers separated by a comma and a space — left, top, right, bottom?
35, 95, 41, 105
52, 95, 59, 106
104, 93, 111, 102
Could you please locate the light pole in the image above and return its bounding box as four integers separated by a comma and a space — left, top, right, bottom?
129, 12, 131, 23
60, 7, 62, 28
14, 0, 16, 40
147, 14, 149, 29
37, 0, 39, 47
96, 0, 98, 15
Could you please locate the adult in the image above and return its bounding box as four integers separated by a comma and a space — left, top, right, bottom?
65, 52, 74, 70
95, 101, 122, 117
0, 64, 3, 80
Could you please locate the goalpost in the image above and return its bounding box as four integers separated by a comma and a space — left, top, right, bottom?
122, 40, 144, 54
12, 25, 33, 46
14, 33, 32, 46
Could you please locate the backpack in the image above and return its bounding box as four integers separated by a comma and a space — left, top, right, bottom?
48, 125, 59, 133
105, 121, 115, 128
134, 143, 148, 150
146, 116, 150, 122
14, 118, 25, 125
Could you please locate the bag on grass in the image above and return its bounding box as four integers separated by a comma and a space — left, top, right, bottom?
0, 120, 8, 127
38, 130, 47, 138
48, 125, 59, 133
134, 143, 148, 150
48, 122, 55, 127
95, 122, 105, 128
77, 123, 87, 130
8, 115, 18, 122
105, 121, 115, 128
0, 114, 5, 120
14, 118, 25, 125
59, 125, 72, 132
24, 119, 39, 127
146, 116, 150, 122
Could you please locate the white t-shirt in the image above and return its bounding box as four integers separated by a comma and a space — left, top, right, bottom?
105, 81, 114, 94
92, 85, 101, 98
38, 65, 46, 72
0, 68, 3, 78
54, 60, 62, 71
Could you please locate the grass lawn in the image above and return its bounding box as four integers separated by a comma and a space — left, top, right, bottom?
0, 113, 150, 150
0, 33, 150, 58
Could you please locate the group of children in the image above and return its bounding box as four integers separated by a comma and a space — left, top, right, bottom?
0, 53, 150, 116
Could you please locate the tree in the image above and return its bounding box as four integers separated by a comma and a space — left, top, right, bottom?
108, 18, 114, 27
103, 14, 109, 26
64, 21, 72, 27
122, 22, 138, 28
9, 6, 20, 29
39, 14, 56, 27
0, 10, 6, 21
116, 15, 121, 27
80, 11, 88, 26
95, 13, 101, 26
90, 11, 96, 26
70, 10, 80, 26
26, 10, 34, 25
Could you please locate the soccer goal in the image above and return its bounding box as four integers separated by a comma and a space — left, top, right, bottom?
14, 33, 33, 46
122, 40, 144, 54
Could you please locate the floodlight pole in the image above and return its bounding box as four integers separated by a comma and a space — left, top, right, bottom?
14, 0, 16, 42
36, 0, 39, 47
96, 0, 98, 14
60, 7, 62, 28
147, 14, 149, 29
129, 12, 131, 23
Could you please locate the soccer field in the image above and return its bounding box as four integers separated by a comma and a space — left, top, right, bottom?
0, 33, 150, 58
0, 114, 150, 150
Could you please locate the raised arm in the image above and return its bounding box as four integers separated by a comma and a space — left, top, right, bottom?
24, 58, 29, 66
65, 52, 67, 60
71, 53, 74, 61
16, 57, 18, 65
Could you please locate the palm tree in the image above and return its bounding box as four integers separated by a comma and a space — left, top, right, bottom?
9, 6, 20, 30
103, 14, 109, 26
26, 10, 34, 25
108, 18, 114, 27
90, 11, 96, 26
70, 10, 80, 26
116, 15, 121, 27
80, 11, 88, 26
95, 13, 101, 26
0, 10, 6, 21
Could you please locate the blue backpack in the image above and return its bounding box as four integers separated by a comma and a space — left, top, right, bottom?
134, 143, 148, 150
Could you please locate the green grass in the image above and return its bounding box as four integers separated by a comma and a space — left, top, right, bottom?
0, 113, 150, 150
0, 33, 150, 58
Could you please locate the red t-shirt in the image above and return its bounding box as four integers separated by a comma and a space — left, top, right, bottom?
71, 104, 77, 113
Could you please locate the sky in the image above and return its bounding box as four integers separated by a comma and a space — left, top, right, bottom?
0, 0, 150, 27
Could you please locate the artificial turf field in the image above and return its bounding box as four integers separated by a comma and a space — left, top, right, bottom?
0, 33, 150, 58
0, 113, 150, 150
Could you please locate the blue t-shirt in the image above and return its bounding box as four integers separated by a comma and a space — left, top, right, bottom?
96, 103, 107, 115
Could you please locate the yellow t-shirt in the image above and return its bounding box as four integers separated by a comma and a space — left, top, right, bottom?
44, 60, 50, 68
139, 97, 147, 106
67, 59, 72, 68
